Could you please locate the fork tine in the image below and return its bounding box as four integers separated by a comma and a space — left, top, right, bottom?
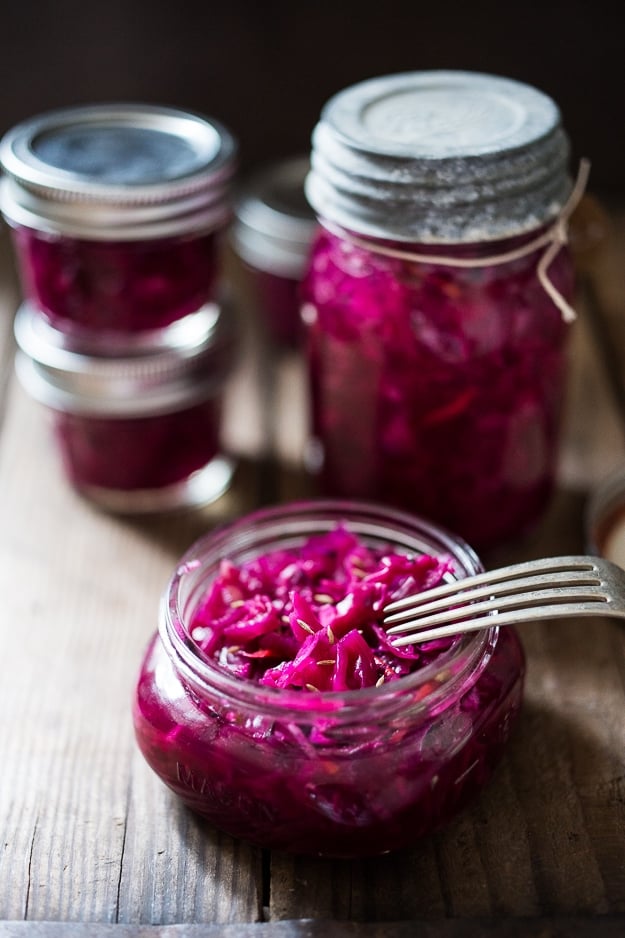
383, 569, 602, 626
391, 599, 622, 646
385, 554, 625, 648
384, 555, 599, 615
385, 584, 609, 636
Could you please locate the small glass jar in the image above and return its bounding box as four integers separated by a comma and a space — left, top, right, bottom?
133, 499, 525, 857
0, 104, 236, 339
302, 71, 577, 550
232, 156, 317, 348
14, 302, 236, 512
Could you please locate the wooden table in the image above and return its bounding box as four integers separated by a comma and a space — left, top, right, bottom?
2, 201, 625, 938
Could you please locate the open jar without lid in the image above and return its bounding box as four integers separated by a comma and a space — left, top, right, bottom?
232, 156, 317, 347
14, 302, 236, 512
302, 70, 578, 550
133, 499, 525, 856
0, 103, 237, 338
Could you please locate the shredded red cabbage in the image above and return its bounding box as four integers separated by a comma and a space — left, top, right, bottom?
134, 520, 526, 855
54, 397, 221, 491
302, 228, 574, 548
12, 226, 220, 334
189, 523, 454, 691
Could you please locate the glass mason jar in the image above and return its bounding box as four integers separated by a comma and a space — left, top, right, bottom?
302, 71, 578, 550
14, 302, 236, 512
232, 156, 317, 348
133, 499, 525, 857
0, 104, 237, 338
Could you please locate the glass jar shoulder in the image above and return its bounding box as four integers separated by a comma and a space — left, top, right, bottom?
302, 225, 573, 355
134, 622, 525, 754
303, 226, 574, 310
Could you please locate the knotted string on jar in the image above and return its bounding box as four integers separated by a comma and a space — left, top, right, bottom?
322, 158, 591, 324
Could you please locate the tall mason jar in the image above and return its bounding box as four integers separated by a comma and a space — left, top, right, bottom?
302, 71, 578, 550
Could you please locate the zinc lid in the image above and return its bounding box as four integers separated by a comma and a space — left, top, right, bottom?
0, 103, 237, 240
14, 301, 236, 416
306, 70, 572, 243
232, 156, 317, 277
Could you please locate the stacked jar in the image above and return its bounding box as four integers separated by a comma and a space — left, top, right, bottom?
232, 156, 317, 349
0, 103, 238, 512
302, 71, 579, 550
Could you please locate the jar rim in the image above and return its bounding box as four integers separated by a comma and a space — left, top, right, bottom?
0, 103, 237, 240
0, 103, 236, 201
159, 498, 497, 720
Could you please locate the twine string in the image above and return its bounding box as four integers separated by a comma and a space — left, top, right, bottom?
323, 158, 591, 324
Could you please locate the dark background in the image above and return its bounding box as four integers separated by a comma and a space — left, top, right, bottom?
0, 0, 622, 199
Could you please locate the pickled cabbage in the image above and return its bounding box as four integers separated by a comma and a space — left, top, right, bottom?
189, 524, 453, 691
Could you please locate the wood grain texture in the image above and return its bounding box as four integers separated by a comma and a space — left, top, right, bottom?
3, 918, 625, 937
0, 226, 19, 426
2, 209, 625, 933
0, 385, 263, 924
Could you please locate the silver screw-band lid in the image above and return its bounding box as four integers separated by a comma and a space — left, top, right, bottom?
14, 302, 236, 417
0, 103, 237, 241
232, 156, 317, 277
306, 71, 572, 243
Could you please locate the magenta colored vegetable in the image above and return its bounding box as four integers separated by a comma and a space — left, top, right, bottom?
302, 228, 574, 548
190, 524, 453, 691
54, 397, 221, 492
12, 225, 220, 335
133, 505, 525, 855
244, 264, 304, 348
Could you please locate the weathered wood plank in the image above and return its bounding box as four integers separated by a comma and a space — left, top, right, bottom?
576, 207, 625, 425
557, 292, 625, 495
3, 916, 625, 937
0, 383, 263, 923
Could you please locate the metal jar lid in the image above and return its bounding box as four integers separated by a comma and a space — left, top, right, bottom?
0, 103, 237, 241
306, 70, 572, 243
14, 301, 236, 417
232, 156, 317, 277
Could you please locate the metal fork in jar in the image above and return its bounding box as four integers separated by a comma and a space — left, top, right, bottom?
384, 555, 625, 647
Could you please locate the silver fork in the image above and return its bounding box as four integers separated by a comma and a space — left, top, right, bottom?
384, 555, 625, 647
